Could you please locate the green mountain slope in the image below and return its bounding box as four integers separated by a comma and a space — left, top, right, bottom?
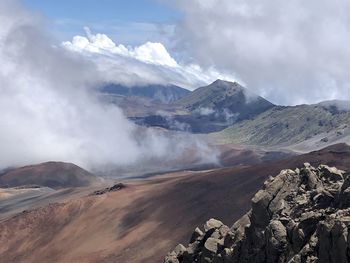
211, 103, 350, 147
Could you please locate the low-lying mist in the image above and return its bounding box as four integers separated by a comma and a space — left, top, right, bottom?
0, 0, 219, 176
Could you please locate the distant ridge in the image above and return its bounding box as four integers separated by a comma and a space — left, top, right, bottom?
318, 99, 350, 112
212, 103, 350, 149
101, 83, 190, 103
129, 80, 276, 133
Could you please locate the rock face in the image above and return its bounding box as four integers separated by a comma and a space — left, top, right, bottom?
165, 164, 350, 263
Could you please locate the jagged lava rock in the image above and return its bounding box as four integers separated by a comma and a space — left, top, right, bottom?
165, 164, 350, 263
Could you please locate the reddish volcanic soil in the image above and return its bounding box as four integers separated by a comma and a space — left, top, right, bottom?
0, 162, 99, 189
1, 144, 350, 263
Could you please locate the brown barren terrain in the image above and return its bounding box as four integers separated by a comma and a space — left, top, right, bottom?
1, 144, 350, 263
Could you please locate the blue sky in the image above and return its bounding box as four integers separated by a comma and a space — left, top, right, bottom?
22, 0, 181, 45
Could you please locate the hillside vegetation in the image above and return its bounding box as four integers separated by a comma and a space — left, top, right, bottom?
211, 104, 350, 147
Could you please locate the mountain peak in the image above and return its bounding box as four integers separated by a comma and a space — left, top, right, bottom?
211, 79, 241, 87
212, 79, 231, 84
176, 79, 274, 118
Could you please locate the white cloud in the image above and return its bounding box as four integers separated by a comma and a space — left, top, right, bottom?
170, 0, 350, 105
62, 28, 236, 89
63, 27, 178, 67
0, 0, 218, 173
132, 41, 178, 67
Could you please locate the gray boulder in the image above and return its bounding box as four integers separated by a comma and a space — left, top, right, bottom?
165, 164, 350, 263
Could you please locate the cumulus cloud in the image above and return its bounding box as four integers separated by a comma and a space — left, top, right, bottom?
0, 0, 218, 173
170, 0, 350, 105
62, 27, 236, 89
63, 27, 178, 67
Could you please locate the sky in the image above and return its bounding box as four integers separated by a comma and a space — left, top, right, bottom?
22, 0, 180, 45
21, 0, 234, 90
22, 0, 178, 23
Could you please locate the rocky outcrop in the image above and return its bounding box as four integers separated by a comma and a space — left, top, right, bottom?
90, 183, 126, 195
165, 164, 350, 263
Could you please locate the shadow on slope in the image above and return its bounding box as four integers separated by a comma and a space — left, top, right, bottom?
1, 144, 350, 263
